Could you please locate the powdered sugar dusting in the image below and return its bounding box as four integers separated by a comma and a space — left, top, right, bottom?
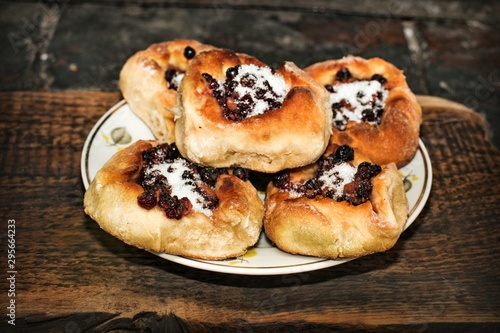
228, 64, 289, 117
329, 80, 388, 130
170, 72, 184, 90
283, 162, 357, 200
318, 162, 357, 200
148, 160, 212, 216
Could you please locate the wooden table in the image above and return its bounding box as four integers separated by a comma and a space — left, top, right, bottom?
0, 91, 499, 332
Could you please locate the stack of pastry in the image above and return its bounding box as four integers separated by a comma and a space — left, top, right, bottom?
84, 39, 422, 260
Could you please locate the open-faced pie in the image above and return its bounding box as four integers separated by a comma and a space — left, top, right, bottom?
305, 56, 422, 168
84, 140, 264, 260
119, 39, 214, 142
175, 48, 332, 173
264, 144, 408, 259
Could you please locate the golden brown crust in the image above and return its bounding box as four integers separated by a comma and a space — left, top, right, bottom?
175, 48, 332, 173
305, 56, 422, 168
263, 147, 408, 259
119, 39, 214, 142
84, 140, 264, 260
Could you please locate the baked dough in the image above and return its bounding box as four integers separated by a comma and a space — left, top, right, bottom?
305, 56, 422, 168
119, 39, 214, 142
175, 48, 332, 173
264, 144, 408, 259
84, 140, 264, 260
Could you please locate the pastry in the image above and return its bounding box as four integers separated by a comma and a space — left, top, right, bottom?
264, 144, 408, 259
305, 56, 422, 168
84, 140, 264, 260
175, 48, 332, 173
119, 39, 214, 142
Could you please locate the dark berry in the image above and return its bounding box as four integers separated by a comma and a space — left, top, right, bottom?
355, 182, 369, 198
165, 69, 176, 82
273, 172, 291, 189
325, 84, 335, 93
226, 66, 239, 79
334, 120, 346, 130
228, 80, 238, 90
202, 73, 213, 82
356, 162, 382, 180
324, 189, 336, 199
304, 179, 321, 198
199, 167, 228, 186
361, 109, 376, 122
137, 191, 157, 210
164, 69, 181, 90
182, 170, 193, 180
184, 46, 196, 59
331, 102, 342, 111
233, 167, 249, 181
333, 145, 354, 164
158, 142, 180, 161
336, 68, 352, 82
371, 74, 387, 85
159, 194, 192, 220
152, 174, 169, 191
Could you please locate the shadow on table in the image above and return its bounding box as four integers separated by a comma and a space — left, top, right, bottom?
84, 202, 429, 289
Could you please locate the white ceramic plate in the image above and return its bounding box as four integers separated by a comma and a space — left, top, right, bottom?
81, 101, 432, 275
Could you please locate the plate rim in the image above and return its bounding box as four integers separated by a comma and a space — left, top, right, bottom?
81, 99, 129, 189
81, 100, 433, 275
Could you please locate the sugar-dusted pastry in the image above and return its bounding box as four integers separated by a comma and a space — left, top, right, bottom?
84, 140, 264, 260
305, 56, 422, 168
264, 144, 408, 259
119, 39, 214, 142
175, 48, 332, 173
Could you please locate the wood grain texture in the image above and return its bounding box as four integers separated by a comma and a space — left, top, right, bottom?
0, 92, 499, 332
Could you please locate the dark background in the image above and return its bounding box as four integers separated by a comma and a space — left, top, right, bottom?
1, 0, 499, 148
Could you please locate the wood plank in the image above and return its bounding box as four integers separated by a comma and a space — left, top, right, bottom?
0, 92, 499, 332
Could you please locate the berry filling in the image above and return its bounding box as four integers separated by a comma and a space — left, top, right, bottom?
164, 46, 197, 90
203, 64, 290, 121
326, 68, 389, 131
165, 69, 184, 91
137, 143, 250, 219
272, 145, 381, 206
